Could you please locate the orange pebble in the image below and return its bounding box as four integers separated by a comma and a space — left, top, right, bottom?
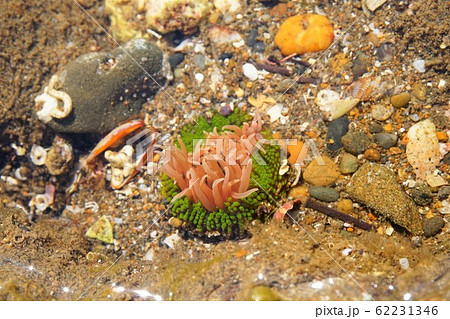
436, 131, 449, 142
274, 14, 334, 55
235, 249, 247, 258
288, 140, 304, 164
368, 212, 378, 221
347, 227, 354, 232
384, 123, 393, 132
272, 132, 282, 139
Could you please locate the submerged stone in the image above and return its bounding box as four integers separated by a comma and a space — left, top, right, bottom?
347, 163, 423, 235
45, 39, 165, 135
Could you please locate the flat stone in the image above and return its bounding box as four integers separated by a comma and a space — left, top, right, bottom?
46, 39, 165, 135
339, 153, 359, 174
375, 133, 398, 149
423, 216, 445, 237
341, 131, 372, 155
347, 163, 423, 235
309, 186, 340, 202
303, 155, 341, 187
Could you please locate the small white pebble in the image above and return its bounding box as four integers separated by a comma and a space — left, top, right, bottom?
403, 293, 412, 301
194, 73, 204, 83
311, 281, 324, 289
242, 63, 258, 81
412, 59, 426, 73
374, 60, 381, 67
62, 287, 69, 293
342, 248, 353, 256
399, 258, 410, 270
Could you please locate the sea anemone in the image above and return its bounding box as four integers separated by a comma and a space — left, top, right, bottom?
160, 110, 286, 235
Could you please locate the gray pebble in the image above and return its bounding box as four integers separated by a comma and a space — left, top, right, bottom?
253, 41, 266, 52
340, 153, 359, 174
423, 216, 445, 237
437, 186, 450, 200
46, 39, 165, 135
194, 54, 206, 70
375, 133, 398, 149
169, 53, 185, 69
369, 123, 383, 133
326, 116, 349, 153
309, 186, 340, 202
351, 52, 368, 79
376, 42, 396, 62
246, 28, 258, 47
411, 183, 433, 206
442, 152, 450, 165
341, 131, 372, 155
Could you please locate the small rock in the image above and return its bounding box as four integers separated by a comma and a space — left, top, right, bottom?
364, 148, 381, 162
436, 131, 449, 142
247, 286, 282, 301
163, 233, 181, 249
443, 152, 450, 165
426, 174, 447, 188
169, 217, 183, 228
44, 39, 165, 134
369, 123, 383, 133
339, 153, 359, 174
347, 163, 423, 235
399, 258, 409, 270
437, 186, 450, 200
193, 54, 206, 70
169, 53, 185, 69
376, 42, 396, 62
303, 155, 341, 186
411, 183, 433, 206
326, 116, 349, 153
219, 52, 233, 60
411, 82, 427, 101
390, 92, 411, 108
341, 131, 372, 155
288, 185, 309, 199
253, 41, 266, 52
412, 59, 426, 73
309, 186, 340, 202
411, 236, 422, 248
85, 215, 114, 244
351, 52, 369, 79
246, 28, 258, 47
375, 133, 398, 149
372, 104, 393, 121
336, 199, 353, 213
423, 216, 445, 237
243, 63, 258, 81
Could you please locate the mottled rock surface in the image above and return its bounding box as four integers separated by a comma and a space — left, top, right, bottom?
45, 39, 165, 135
347, 163, 423, 235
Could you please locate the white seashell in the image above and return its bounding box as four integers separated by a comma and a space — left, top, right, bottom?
34, 194, 50, 212
365, 0, 387, 11
30, 144, 47, 166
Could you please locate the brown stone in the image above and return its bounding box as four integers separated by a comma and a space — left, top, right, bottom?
303, 155, 341, 186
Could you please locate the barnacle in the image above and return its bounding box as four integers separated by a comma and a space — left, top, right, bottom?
160, 109, 287, 237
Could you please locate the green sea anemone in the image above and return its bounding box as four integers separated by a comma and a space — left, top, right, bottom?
160, 109, 286, 237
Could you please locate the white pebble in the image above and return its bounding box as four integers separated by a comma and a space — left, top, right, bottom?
412, 59, 426, 73
194, 73, 204, 83
399, 258, 409, 270
342, 248, 353, 256
30, 145, 47, 166
242, 63, 258, 81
